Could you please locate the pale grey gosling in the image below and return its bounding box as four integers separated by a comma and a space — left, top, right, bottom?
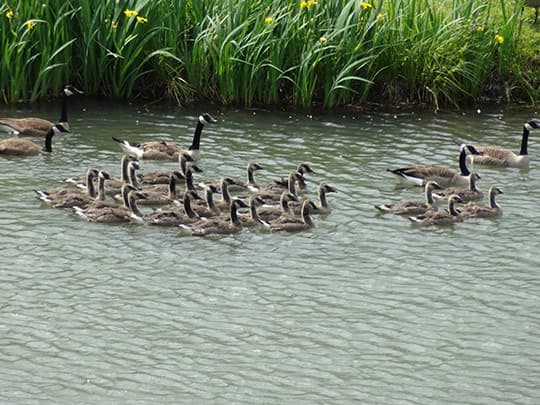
408, 194, 463, 225
375, 181, 441, 215
0, 85, 83, 136
112, 113, 217, 161
469, 118, 540, 168
0, 124, 69, 155
388, 144, 481, 187
459, 186, 503, 219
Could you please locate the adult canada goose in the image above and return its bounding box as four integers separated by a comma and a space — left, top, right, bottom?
0, 123, 68, 155
73, 189, 146, 223
35, 168, 99, 207
468, 118, 540, 168
257, 191, 298, 223
388, 144, 481, 188
375, 181, 441, 215
145, 190, 201, 226
183, 199, 249, 236
290, 183, 337, 215
459, 186, 504, 219
408, 194, 463, 225
0, 85, 83, 136
112, 113, 217, 161
239, 195, 269, 227
269, 200, 317, 232
432, 172, 483, 203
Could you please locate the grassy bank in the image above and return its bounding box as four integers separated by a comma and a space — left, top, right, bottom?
1, 0, 539, 109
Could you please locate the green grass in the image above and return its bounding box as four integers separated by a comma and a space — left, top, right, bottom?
0, 0, 538, 108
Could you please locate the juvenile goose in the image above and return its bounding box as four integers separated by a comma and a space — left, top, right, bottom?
239, 195, 269, 227
257, 191, 298, 223
137, 152, 194, 185
35, 168, 99, 206
0, 124, 68, 155
202, 161, 265, 193
0, 85, 83, 136
214, 177, 236, 211
375, 181, 441, 215
66, 154, 136, 188
388, 144, 481, 187
112, 113, 217, 161
459, 186, 504, 219
144, 190, 201, 226
50, 171, 112, 209
469, 118, 540, 168
138, 171, 184, 206
73, 189, 146, 223
290, 183, 337, 215
257, 170, 305, 202
189, 184, 221, 218
272, 163, 315, 193
408, 194, 463, 225
432, 172, 483, 203
183, 199, 249, 236
269, 200, 317, 232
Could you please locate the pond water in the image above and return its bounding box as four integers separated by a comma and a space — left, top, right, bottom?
1, 99, 539, 404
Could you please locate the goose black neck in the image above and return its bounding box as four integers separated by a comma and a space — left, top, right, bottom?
221, 182, 230, 203
247, 167, 256, 185
280, 194, 290, 212
183, 194, 197, 218
425, 185, 435, 205
519, 125, 529, 156
122, 188, 131, 208
43, 128, 54, 152
128, 195, 144, 217
97, 176, 106, 201
185, 170, 195, 190
230, 202, 240, 225
205, 189, 216, 210
319, 187, 328, 208
489, 189, 499, 209
59, 91, 68, 123
449, 200, 460, 216
302, 203, 314, 225
168, 175, 177, 198
287, 172, 297, 195
120, 156, 129, 182
189, 121, 204, 151
469, 176, 478, 192
86, 171, 97, 198
458, 148, 471, 176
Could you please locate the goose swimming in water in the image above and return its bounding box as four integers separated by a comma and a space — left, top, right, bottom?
388, 144, 481, 188
182, 199, 249, 236
35, 168, 99, 207
459, 186, 503, 219
144, 190, 201, 226
468, 118, 540, 168
0, 124, 69, 156
375, 181, 441, 216
137, 152, 194, 185
272, 163, 315, 193
0, 85, 83, 136
256, 191, 298, 223
290, 183, 337, 215
432, 172, 483, 203
408, 194, 463, 225
112, 113, 217, 161
269, 200, 317, 232
238, 195, 269, 227
73, 189, 147, 223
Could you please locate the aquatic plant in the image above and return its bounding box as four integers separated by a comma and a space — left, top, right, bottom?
0, 0, 537, 108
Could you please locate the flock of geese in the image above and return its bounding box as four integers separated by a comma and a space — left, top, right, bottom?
0, 86, 337, 236
376, 118, 540, 225
1, 85, 539, 230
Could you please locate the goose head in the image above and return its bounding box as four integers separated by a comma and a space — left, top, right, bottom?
525, 118, 540, 131
460, 144, 482, 156
199, 113, 218, 125
424, 181, 442, 191
297, 163, 315, 174
320, 183, 337, 193
248, 161, 264, 172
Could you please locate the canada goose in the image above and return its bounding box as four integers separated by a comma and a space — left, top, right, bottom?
145, 190, 201, 226
137, 152, 194, 185
0, 85, 83, 136
469, 118, 540, 168
408, 194, 463, 225
214, 177, 237, 211
73, 189, 146, 223
0, 124, 69, 155
257, 191, 298, 223
375, 181, 441, 215
459, 186, 503, 219
269, 200, 317, 232
272, 163, 315, 193
432, 172, 483, 203
189, 184, 221, 218
202, 161, 265, 193
51, 170, 112, 209
35, 168, 99, 206
138, 171, 184, 205
257, 170, 305, 202
388, 144, 481, 187
184, 199, 249, 236
239, 195, 269, 227
112, 113, 217, 161
290, 183, 337, 215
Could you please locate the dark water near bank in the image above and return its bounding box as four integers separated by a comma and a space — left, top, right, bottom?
1, 100, 539, 403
